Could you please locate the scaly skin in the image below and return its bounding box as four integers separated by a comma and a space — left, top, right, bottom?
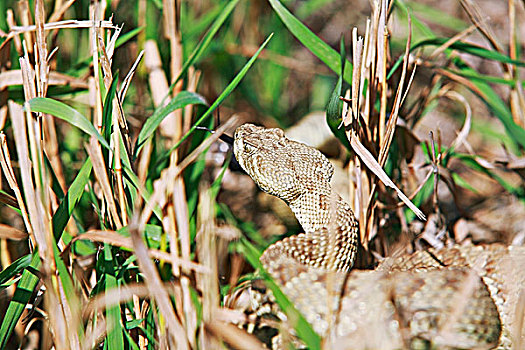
233, 123, 523, 349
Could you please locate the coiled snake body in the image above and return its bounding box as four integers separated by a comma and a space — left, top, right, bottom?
233, 123, 525, 349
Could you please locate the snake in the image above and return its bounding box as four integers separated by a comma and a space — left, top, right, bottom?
232, 123, 525, 349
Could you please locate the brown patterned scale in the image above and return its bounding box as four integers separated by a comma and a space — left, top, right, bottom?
232, 123, 525, 349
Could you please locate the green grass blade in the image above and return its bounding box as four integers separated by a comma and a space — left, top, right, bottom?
456, 154, 525, 198
52, 236, 85, 341
66, 27, 144, 76
123, 329, 141, 350
451, 172, 479, 193
102, 72, 120, 143
455, 62, 525, 151
134, 91, 208, 155
444, 68, 518, 87
326, 36, 351, 151
173, 0, 240, 87
43, 153, 65, 199
161, 34, 274, 161
115, 27, 144, 48
296, 0, 336, 19
0, 251, 40, 349
27, 98, 110, 150
52, 158, 93, 240
390, 37, 525, 79
413, 38, 525, 67
405, 1, 468, 31
153, 0, 239, 105
0, 254, 31, 288
103, 245, 124, 349
268, 0, 353, 83
122, 166, 163, 221
238, 238, 321, 350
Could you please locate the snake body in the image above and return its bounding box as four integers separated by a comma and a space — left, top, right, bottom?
232, 123, 524, 349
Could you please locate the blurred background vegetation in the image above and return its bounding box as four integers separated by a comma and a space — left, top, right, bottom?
0, 0, 524, 349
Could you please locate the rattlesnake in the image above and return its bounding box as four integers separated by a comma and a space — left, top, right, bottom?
232, 123, 525, 349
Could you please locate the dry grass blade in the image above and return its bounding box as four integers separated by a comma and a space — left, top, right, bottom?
445, 91, 473, 150
128, 221, 190, 350
34, 0, 48, 97
89, 6, 103, 130
205, 321, 266, 350
376, 167, 434, 211
428, 23, 479, 60
183, 67, 201, 135
139, 116, 238, 228
9, 101, 50, 252
48, 0, 77, 23
459, 0, 504, 55
19, 1, 33, 55
4, 19, 117, 36
144, 39, 178, 139
82, 315, 107, 350
72, 230, 209, 273
6, 10, 22, 55
119, 50, 144, 101
0, 191, 19, 209
85, 283, 157, 316
197, 185, 218, 318
350, 135, 426, 220
0, 224, 29, 240
0, 132, 32, 233
0, 70, 88, 89
378, 13, 412, 167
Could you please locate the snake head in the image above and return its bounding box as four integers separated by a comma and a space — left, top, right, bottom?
233, 123, 304, 202
233, 123, 334, 204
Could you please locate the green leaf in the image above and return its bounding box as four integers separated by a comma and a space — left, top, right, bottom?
0, 254, 31, 289
0, 251, 40, 349
126, 318, 145, 330
415, 38, 525, 67
174, 0, 240, 86
238, 238, 321, 350
102, 72, 120, 143
134, 91, 208, 155
389, 37, 525, 79
456, 154, 525, 198
443, 68, 519, 87
451, 172, 479, 193
268, 0, 353, 83
156, 0, 240, 103
123, 329, 141, 350
326, 36, 351, 151
52, 158, 93, 240
455, 61, 525, 151
104, 246, 124, 349
161, 33, 274, 162
115, 27, 144, 48
52, 235, 85, 341
28, 98, 110, 150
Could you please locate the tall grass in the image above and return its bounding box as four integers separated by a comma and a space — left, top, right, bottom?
0, 0, 523, 349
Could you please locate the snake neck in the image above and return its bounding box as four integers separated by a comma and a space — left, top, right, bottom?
262, 190, 359, 273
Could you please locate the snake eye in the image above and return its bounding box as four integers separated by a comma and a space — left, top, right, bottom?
243, 141, 257, 154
